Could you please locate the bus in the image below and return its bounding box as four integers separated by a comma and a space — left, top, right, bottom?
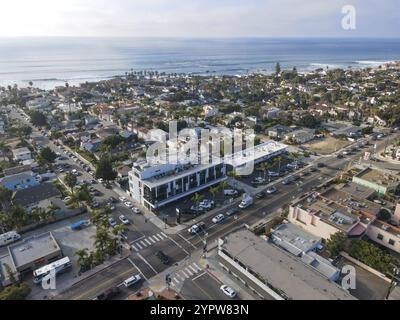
0, 231, 21, 247
33, 257, 72, 284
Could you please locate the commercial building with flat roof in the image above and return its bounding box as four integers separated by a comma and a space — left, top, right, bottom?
353, 167, 400, 195
218, 229, 355, 300
6, 232, 62, 275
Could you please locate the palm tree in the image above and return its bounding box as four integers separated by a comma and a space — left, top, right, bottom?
259, 162, 271, 180
209, 186, 219, 201
65, 172, 77, 195
191, 193, 204, 209
76, 248, 90, 270
289, 152, 300, 163
273, 156, 284, 172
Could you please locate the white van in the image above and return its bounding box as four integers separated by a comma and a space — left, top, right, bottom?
0, 231, 21, 247
123, 275, 141, 287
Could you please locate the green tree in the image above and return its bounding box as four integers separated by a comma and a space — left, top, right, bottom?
75, 248, 91, 271
39, 147, 57, 164
64, 172, 77, 195
209, 186, 219, 201
96, 157, 117, 182
0, 283, 31, 300
191, 193, 204, 209
326, 232, 347, 258
29, 111, 47, 127
0, 186, 12, 211
275, 62, 281, 75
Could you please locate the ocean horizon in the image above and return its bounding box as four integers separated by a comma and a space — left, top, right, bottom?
1, 37, 400, 90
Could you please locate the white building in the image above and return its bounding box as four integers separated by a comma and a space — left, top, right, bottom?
12, 147, 32, 162
129, 160, 226, 210
26, 98, 51, 111
203, 105, 220, 118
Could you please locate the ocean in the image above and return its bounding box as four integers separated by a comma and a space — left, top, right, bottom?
0, 37, 399, 90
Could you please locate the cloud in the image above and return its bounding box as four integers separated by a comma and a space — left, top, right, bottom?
0, 0, 398, 37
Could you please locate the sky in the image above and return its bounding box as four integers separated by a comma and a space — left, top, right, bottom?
0, 0, 398, 38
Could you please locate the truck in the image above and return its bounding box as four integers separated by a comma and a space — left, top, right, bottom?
0, 231, 21, 247
70, 220, 90, 231
239, 194, 253, 209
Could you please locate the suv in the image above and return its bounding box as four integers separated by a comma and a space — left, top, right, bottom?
188, 222, 206, 234
123, 275, 141, 287
156, 251, 170, 265
226, 208, 239, 216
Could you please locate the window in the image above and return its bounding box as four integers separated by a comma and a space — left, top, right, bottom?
389, 239, 395, 246
377, 234, 384, 240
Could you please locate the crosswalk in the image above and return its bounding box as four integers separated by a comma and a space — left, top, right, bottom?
131, 232, 169, 252
170, 262, 204, 287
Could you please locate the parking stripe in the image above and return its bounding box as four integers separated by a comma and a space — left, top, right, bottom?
145, 239, 152, 246
140, 240, 147, 247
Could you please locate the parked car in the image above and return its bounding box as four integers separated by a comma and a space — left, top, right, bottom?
119, 215, 130, 225
220, 285, 237, 298
212, 214, 225, 224
132, 207, 141, 214
199, 200, 215, 210
123, 275, 141, 287
251, 177, 266, 185
124, 201, 133, 208
119, 197, 127, 202
268, 171, 280, 177
224, 189, 238, 197
108, 218, 117, 228
155, 251, 170, 265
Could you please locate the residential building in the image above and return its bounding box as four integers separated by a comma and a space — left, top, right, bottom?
129, 160, 226, 210
203, 105, 220, 118
267, 125, 293, 139
12, 182, 61, 212
217, 229, 355, 300
26, 98, 51, 111
366, 220, 400, 254
0, 171, 39, 192
264, 107, 282, 120
12, 147, 32, 162
284, 128, 315, 144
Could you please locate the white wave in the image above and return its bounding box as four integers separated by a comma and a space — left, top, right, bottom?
355, 60, 394, 65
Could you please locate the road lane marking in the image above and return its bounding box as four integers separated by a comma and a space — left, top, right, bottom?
181, 270, 189, 278
192, 271, 207, 281
136, 253, 158, 275
140, 240, 147, 247
145, 239, 152, 246
131, 244, 139, 252
178, 234, 197, 249
149, 237, 157, 244
185, 268, 194, 276
167, 236, 190, 255
193, 263, 202, 272
127, 257, 148, 281
161, 232, 168, 238
173, 277, 179, 284
135, 242, 143, 250
192, 279, 214, 300
177, 274, 185, 281
153, 234, 162, 241
189, 265, 198, 273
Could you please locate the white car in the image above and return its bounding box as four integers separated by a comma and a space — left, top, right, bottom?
124, 201, 133, 208
224, 189, 238, 196
123, 275, 141, 287
119, 215, 130, 225
266, 186, 277, 194
119, 197, 127, 202
132, 207, 141, 214
212, 214, 225, 224
188, 222, 206, 234
220, 285, 236, 298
